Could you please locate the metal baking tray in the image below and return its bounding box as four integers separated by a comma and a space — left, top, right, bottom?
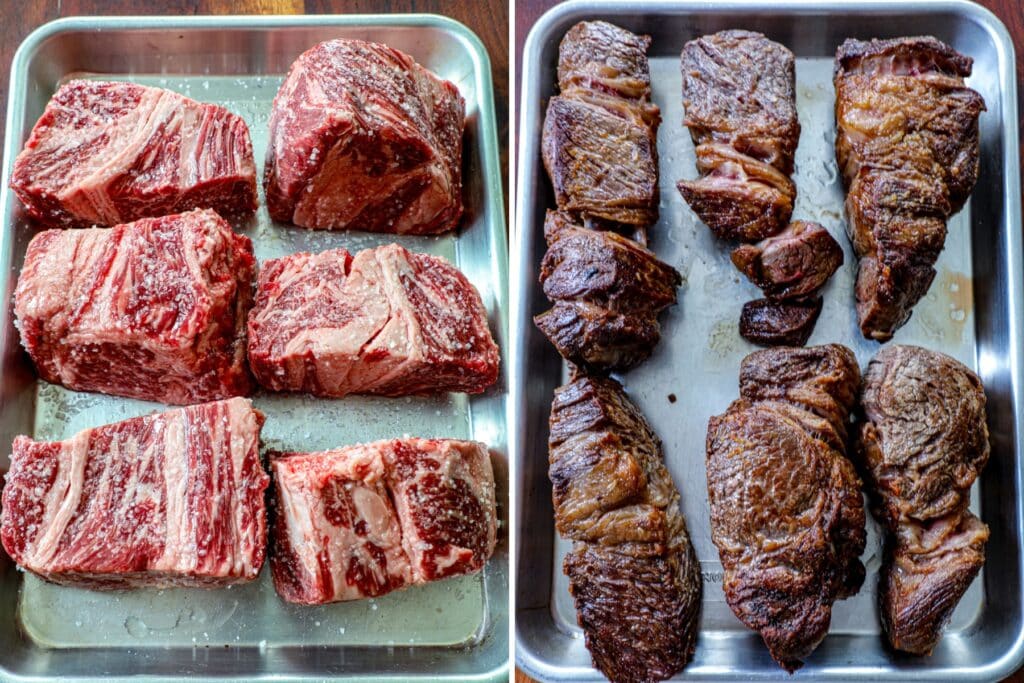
0, 14, 508, 682
513, 0, 1023, 680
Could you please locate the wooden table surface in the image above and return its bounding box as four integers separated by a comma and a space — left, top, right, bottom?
0, 0, 509, 201
514, 1, 1024, 682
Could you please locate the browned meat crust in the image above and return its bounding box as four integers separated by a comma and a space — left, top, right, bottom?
678, 30, 799, 242
732, 221, 845, 301
534, 211, 681, 372
543, 21, 661, 233
706, 344, 866, 671
551, 375, 700, 682
834, 36, 985, 340
739, 297, 823, 347
856, 344, 989, 654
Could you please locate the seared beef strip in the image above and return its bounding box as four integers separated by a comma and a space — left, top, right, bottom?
835, 37, 985, 340
534, 211, 681, 372
732, 221, 844, 301
856, 345, 989, 654
707, 344, 866, 671
678, 30, 799, 242
551, 375, 700, 682
739, 297, 823, 347
543, 21, 661, 233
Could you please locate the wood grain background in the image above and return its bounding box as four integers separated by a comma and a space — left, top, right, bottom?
0, 0, 509, 200
514, 1, 1023, 681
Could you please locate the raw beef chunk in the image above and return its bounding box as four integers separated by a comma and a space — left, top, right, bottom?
270, 438, 496, 605
247, 243, 499, 397
14, 209, 255, 405
264, 39, 464, 233
0, 398, 267, 589
10, 80, 257, 228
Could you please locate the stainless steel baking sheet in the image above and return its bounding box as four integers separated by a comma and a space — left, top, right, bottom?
513, 0, 1023, 680
0, 14, 508, 682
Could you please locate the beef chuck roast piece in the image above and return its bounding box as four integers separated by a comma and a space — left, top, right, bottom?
14, 209, 255, 405
1, 398, 267, 589
856, 345, 989, 654
835, 37, 985, 340
247, 243, 499, 397
10, 81, 257, 229
534, 211, 681, 372
542, 21, 661, 234
265, 39, 464, 233
732, 221, 845, 300
706, 344, 865, 670
678, 30, 800, 241
550, 375, 700, 682
270, 438, 496, 605
739, 297, 823, 347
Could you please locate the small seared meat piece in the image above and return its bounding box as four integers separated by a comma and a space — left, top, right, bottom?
551, 375, 700, 682
678, 30, 800, 241
739, 297, 823, 347
835, 37, 985, 340
707, 344, 865, 671
534, 211, 681, 372
543, 21, 661, 234
732, 221, 844, 300
856, 345, 989, 654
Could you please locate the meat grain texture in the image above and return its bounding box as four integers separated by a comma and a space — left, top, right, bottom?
856, 345, 989, 654
550, 375, 700, 683
10, 80, 257, 228
678, 30, 800, 242
15, 209, 255, 405
265, 39, 465, 233
247, 243, 498, 397
835, 37, 985, 340
534, 210, 681, 373
706, 345, 866, 671
0, 398, 267, 589
542, 21, 661, 236
270, 438, 496, 605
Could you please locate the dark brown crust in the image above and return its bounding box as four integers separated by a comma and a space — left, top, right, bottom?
739, 297, 823, 347
856, 345, 990, 654
706, 344, 865, 671
834, 36, 985, 340
551, 376, 700, 682
678, 30, 799, 242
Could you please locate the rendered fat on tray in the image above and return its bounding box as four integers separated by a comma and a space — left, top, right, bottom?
265, 39, 465, 234
9, 80, 257, 228
0, 398, 267, 589
14, 208, 255, 405
247, 243, 499, 397
269, 438, 496, 605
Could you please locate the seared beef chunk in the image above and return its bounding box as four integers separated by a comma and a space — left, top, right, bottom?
678, 31, 800, 241
534, 211, 681, 372
856, 345, 989, 654
732, 221, 844, 300
835, 37, 985, 340
739, 297, 823, 346
707, 345, 865, 671
551, 375, 700, 682
543, 21, 661, 233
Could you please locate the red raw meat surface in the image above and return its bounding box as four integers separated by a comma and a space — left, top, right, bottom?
247, 243, 499, 398
10, 80, 257, 229
0, 398, 268, 589
264, 39, 464, 233
15, 208, 256, 405
269, 438, 496, 605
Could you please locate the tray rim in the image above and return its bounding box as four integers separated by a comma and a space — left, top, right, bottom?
511, 0, 1024, 681
0, 12, 509, 683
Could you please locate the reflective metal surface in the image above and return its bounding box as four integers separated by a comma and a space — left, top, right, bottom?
0, 14, 508, 682
513, 1, 1023, 680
